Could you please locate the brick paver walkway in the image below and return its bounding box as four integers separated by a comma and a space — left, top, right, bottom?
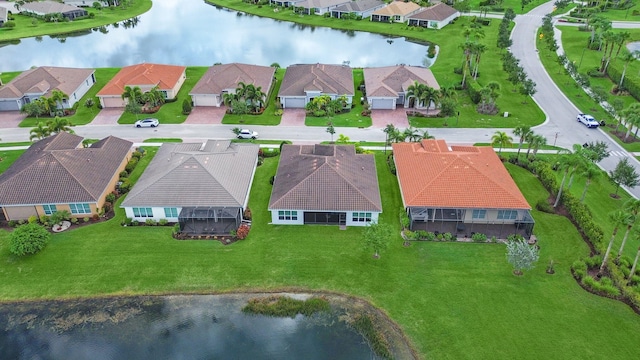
185, 106, 227, 124
370, 108, 409, 128
89, 108, 123, 125
0, 111, 26, 128
280, 109, 306, 126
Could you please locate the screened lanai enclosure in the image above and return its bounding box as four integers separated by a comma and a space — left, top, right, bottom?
408, 207, 535, 239
178, 207, 242, 235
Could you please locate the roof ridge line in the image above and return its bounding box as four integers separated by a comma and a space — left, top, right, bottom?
327, 160, 381, 211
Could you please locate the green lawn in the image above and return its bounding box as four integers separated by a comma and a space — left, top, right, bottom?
142, 138, 182, 143
118, 67, 208, 125
467, 0, 548, 14
2, 149, 640, 358
0, 1, 152, 42
222, 68, 285, 126
0, 142, 31, 148
19, 68, 121, 128
0, 150, 24, 173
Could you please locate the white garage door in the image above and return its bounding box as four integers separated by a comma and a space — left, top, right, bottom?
371, 98, 395, 110
283, 97, 306, 109
0, 100, 20, 111
193, 95, 219, 107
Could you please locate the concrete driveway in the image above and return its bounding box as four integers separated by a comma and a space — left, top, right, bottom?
185, 107, 227, 124
89, 108, 123, 125
371, 108, 409, 128
280, 109, 306, 126
0, 112, 26, 128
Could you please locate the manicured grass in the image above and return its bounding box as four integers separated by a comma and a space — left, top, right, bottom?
0, 1, 152, 42
208, 1, 546, 128
19, 68, 121, 128
589, 6, 640, 21
467, 0, 548, 14
474, 142, 565, 151
0, 71, 21, 84
2, 150, 640, 358
231, 139, 291, 145
0, 142, 31, 147
222, 68, 284, 126
142, 138, 182, 143
118, 67, 208, 125
0, 150, 24, 173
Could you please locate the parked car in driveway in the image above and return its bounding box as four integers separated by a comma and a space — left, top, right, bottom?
237, 129, 258, 139
134, 118, 159, 128
577, 114, 599, 128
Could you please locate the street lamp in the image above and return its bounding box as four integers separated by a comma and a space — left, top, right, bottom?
553, 132, 558, 147
456, 111, 460, 126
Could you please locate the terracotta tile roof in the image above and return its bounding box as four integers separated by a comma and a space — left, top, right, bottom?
97, 63, 186, 96
189, 63, 276, 95
0, 133, 132, 205
0, 66, 95, 99
408, 3, 458, 21
372, 1, 420, 16
364, 65, 439, 97
333, 0, 385, 12
269, 145, 382, 212
392, 140, 530, 209
279, 64, 354, 97
121, 141, 259, 208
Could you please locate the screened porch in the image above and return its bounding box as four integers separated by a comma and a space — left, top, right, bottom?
178, 207, 242, 236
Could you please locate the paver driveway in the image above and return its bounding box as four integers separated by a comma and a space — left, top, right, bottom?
185, 107, 226, 124
370, 108, 409, 128
280, 109, 306, 126
89, 108, 124, 125
0, 112, 26, 128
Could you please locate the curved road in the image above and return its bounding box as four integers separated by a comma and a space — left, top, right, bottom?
2, 2, 640, 196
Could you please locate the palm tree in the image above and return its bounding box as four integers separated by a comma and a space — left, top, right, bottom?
439, 85, 457, 101
618, 49, 638, 89
121, 86, 143, 106
553, 150, 579, 208
531, 134, 547, 157
406, 81, 426, 108
50, 90, 68, 110
471, 42, 486, 80
460, 41, 474, 88
421, 86, 439, 115
47, 116, 74, 134
566, 144, 589, 191
491, 131, 513, 155
622, 104, 640, 141
629, 242, 640, 283
486, 81, 501, 107
579, 163, 601, 202
615, 199, 640, 263
29, 122, 51, 141
513, 125, 533, 160
222, 92, 238, 107
524, 131, 538, 158
143, 85, 165, 107
403, 127, 421, 142
599, 210, 633, 277
420, 130, 435, 140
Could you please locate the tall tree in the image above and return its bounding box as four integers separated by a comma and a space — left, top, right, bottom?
610, 158, 640, 196
363, 221, 393, 259
506, 237, 540, 276
553, 151, 579, 208
618, 49, 638, 89
629, 243, 640, 283
47, 116, 74, 134
406, 81, 426, 108
29, 122, 51, 141
579, 162, 601, 202
491, 131, 513, 155
616, 199, 640, 263
421, 86, 439, 115
513, 125, 533, 160
50, 90, 68, 110
326, 122, 335, 142
599, 210, 632, 276
121, 85, 143, 106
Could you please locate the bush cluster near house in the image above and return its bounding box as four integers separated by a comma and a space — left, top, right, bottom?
9, 223, 51, 256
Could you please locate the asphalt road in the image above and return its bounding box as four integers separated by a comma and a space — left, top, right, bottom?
2, 2, 640, 196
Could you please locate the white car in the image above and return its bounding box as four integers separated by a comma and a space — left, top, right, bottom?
577, 114, 599, 128
134, 118, 159, 128
237, 129, 258, 139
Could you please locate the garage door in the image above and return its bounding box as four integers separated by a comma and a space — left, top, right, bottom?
0, 100, 20, 111
101, 96, 125, 108
193, 95, 219, 107
370, 98, 395, 110
283, 97, 306, 109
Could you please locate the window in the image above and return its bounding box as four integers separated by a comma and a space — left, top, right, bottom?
352, 212, 372, 222
133, 207, 153, 218
69, 203, 91, 214
164, 208, 178, 217
278, 210, 298, 221
498, 210, 518, 220
43, 204, 57, 215
472, 210, 486, 219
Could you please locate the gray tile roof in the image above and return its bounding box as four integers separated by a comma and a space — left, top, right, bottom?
333, 0, 385, 12
190, 63, 276, 96
279, 64, 354, 97
0, 66, 95, 100
296, 0, 350, 9
121, 141, 259, 208
21, 1, 85, 15
363, 65, 440, 97
269, 145, 382, 212
0, 133, 132, 205
408, 3, 458, 21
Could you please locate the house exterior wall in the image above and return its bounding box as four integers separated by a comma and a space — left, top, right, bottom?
96, 150, 131, 210
3, 206, 39, 220
461, 209, 525, 224
68, 72, 96, 108
168, 70, 187, 99
2, 202, 100, 221
124, 206, 181, 222
270, 210, 380, 226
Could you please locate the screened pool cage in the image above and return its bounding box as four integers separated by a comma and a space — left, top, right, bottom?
178, 207, 242, 235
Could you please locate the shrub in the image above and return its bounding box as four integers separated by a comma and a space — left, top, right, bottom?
472, 232, 487, 243
27, 215, 38, 224
119, 170, 129, 178
118, 181, 132, 194
244, 207, 252, 221
9, 223, 51, 256
173, 223, 181, 234
71, 217, 78, 224
443, 232, 454, 241
132, 150, 143, 160
125, 158, 138, 172
536, 199, 554, 213
145, 219, 157, 226
8, 220, 17, 228
262, 148, 280, 157
236, 224, 250, 239
467, 79, 483, 104
572, 260, 587, 279
83, 217, 90, 223
584, 255, 603, 269
424, 231, 436, 241
269, 175, 275, 185
182, 99, 192, 115
106, 193, 116, 203
399, 210, 410, 229
39, 215, 49, 225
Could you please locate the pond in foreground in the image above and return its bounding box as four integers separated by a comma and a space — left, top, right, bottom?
0, 294, 400, 359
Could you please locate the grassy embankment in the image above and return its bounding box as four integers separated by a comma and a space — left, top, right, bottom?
1, 148, 640, 358
0, 0, 152, 42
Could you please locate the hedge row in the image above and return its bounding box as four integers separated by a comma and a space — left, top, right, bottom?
466, 78, 483, 104
606, 63, 640, 102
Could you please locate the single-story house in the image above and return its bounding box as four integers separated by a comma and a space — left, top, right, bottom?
294, 0, 350, 15
363, 65, 440, 110
97, 63, 187, 108
0, 66, 96, 111
0, 7, 7, 27
189, 63, 276, 107
121, 140, 259, 235
392, 139, 534, 238
270, 0, 304, 7
0, 132, 133, 221
278, 63, 354, 109
21, 1, 88, 20
63, 1, 110, 7
407, 3, 459, 29
269, 144, 382, 227
370, 1, 421, 23
330, 0, 386, 19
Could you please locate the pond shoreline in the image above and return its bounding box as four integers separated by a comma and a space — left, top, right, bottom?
0, 289, 421, 360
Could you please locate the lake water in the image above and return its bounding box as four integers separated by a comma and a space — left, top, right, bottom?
0, 294, 394, 359
0, 0, 430, 72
